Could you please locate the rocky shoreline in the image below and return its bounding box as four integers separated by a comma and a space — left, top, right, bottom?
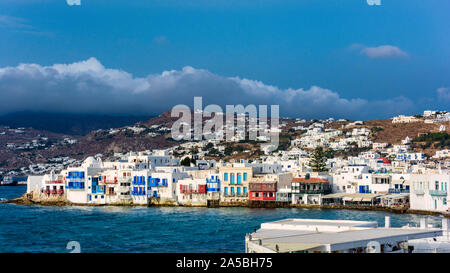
3, 194, 450, 218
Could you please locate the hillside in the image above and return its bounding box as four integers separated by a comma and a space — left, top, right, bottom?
0, 111, 449, 174
0, 112, 152, 135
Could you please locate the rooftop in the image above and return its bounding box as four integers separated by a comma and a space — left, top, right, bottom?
292, 177, 329, 183
248, 218, 443, 253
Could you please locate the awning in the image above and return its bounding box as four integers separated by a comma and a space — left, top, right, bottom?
382, 193, 409, 200
342, 196, 353, 201
352, 197, 363, 202
322, 193, 347, 199
361, 197, 374, 202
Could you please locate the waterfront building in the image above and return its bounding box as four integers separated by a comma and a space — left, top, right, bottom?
100, 168, 132, 204
26, 175, 44, 194
249, 181, 277, 201
276, 187, 292, 202
410, 173, 449, 213
291, 176, 331, 205
64, 157, 104, 204
219, 164, 252, 202
249, 173, 292, 202
206, 174, 221, 201
176, 178, 207, 206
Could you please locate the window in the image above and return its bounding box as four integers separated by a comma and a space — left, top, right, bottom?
436, 181, 439, 190
243, 172, 247, 181
224, 173, 228, 181
231, 187, 235, 194
244, 187, 247, 194
237, 187, 241, 195
237, 174, 242, 184
230, 174, 235, 184
444, 198, 447, 205
224, 187, 228, 195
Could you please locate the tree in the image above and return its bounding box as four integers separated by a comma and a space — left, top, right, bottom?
180, 157, 191, 166
308, 147, 328, 172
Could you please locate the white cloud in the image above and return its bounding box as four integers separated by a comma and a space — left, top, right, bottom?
0, 58, 416, 119
0, 15, 32, 30
153, 36, 168, 45
66, 0, 81, 6
351, 44, 408, 59
437, 87, 450, 101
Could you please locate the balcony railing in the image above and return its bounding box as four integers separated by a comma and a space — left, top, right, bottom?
104, 178, 118, 184
236, 193, 249, 197
148, 180, 168, 187
388, 188, 410, 194
206, 178, 220, 183
224, 193, 247, 197
180, 189, 207, 194
429, 190, 447, 196
413, 189, 424, 195
295, 190, 330, 195
66, 178, 85, 183
66, 182, 85, 189
92, 185, 105, 194
147, 193, 160, 198
46, 180, 64, 184
131, 190, 146, 196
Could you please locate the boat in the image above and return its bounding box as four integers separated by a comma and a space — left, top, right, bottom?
0, 176, 18, 186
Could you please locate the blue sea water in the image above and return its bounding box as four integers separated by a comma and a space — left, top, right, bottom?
0, 186, 443, 253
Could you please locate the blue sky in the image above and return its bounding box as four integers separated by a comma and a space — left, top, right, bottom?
0, 0, 449, 119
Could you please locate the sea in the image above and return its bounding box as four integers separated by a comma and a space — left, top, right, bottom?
0, 186, 444, 253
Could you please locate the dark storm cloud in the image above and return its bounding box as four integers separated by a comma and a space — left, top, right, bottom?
0, 58, 416, 119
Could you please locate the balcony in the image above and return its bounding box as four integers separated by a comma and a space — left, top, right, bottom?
132, 177, 146, 185
429, 190, 447, 197
296, 190, 330, 195
413, 189, 424, 195
207, 187, 220, 192
66, 182, 85, 190
92, 185, 105, 194
104, 178, 118, 184
131, 190, 146, 196
236, 193, 249, 197
148, 193, 160, 198
46, 180, 63, 184
388, 188, 410, 194
206, 178, 220, 183
148, 178, 168, 187
66, 178, 85, 183
180, 189, 206, 194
